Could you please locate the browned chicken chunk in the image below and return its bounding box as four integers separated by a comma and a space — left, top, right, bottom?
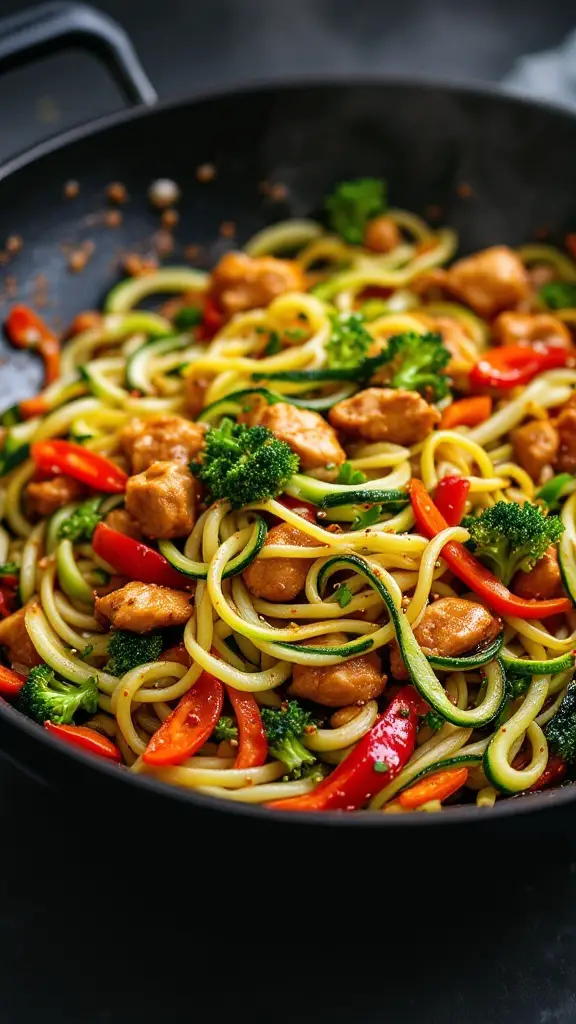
120, 415, 206, 474
26, 475, 86, 518
0, 606, 42, 669
209, 251, 305, 318
185, 376, 211, 419
389, 598, 501, 680
242, 522, 320, 601
513, 545, 564, 601
511, 418, 559, 482
493, 311, 572, 350
125, 461, 196, 539
363, 215, 401, 253
433, 317, 479, 392
104, 508, 142, 541
446, 246, 529, 318
244, 400, 346, 470
291, 633, 385, 706
555, 403, 576, 474
94, 582, 193, 633
329, 388, 440, 446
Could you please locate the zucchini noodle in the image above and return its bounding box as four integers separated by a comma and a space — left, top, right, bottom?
1, 191, 575, 816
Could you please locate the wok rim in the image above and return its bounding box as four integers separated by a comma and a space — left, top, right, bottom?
2, 72, 576, 827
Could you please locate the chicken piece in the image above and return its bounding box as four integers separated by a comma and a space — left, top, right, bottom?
120, 415, 206, 474
433, 316, 480, 392
104, 508, 142, 541
363, 215, 401, 253
0, 606, 42, 669
493, 311, 572, 350
242, 522, 320, 601
125, 461, 195, 539
389, 598, 501, 680
26, 475, 86, 518
291, 633, 385, 707
555, 404, 576, 474
446, 246, 529, 318
513, 545, 564, 601
244, 400, 345, 471
329, 387, 440, 446
511, 418, 559, 482
94, 582, 193, 633
64, 310, 102, 338
209, 251, 305, 318
185, 376, 211, 419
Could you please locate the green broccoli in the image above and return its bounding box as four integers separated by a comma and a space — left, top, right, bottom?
58, 497, 102, 543
325, 178, 387, 244
539, 281, 576, 311
173, 305, 203, 330
18, 665, 98, 724
462, 501, 564, 586
213, 715, 238, 743
106, 630, 164, 676
379, 331, 451, 400
191, 418, 299, 508
261, 700, 317, 777
326, 311, 373, 371
545, 682, 576, 762
424, 710, 445, 732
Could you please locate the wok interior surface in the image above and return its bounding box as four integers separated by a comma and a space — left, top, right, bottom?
2, 79, 576, 827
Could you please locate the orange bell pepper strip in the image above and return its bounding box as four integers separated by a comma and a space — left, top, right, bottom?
225, 685, 268, 769
440, 395, 492, 430
31, 440, 128, 493
0, 665, 26, 697
5, 305, 60, 385
143, 671, 224, 766
398, 765, 469, 809
409, 478, 572, 619
44, 721, 122, 762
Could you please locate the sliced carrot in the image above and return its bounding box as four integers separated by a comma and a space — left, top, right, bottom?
440, 395, 492, 431
398, 766, 469, 810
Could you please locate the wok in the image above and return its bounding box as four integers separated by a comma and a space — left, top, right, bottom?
1, 0, 575, 837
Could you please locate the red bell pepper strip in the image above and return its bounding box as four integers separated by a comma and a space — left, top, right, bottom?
409, 478, 572, 619
44, 721, 122, 762
0, 665, 26, 697
434, 475, 470, 526
398, 765, 469, 809
31, 440, 127, 493
469, 343, 568, 391
197, 296, 224, 340
440, 395, 492, 430
277, 495, 317, 524
268, 685, 421, 812
143, 671, 224, 766
92, 523, 188, 589
5, 305, 60, 385
225, 685, 268, 769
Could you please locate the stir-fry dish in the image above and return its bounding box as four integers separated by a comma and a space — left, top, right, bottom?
3, 177, 576, 814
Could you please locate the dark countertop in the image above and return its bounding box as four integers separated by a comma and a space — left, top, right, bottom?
2, 0, 576, 1020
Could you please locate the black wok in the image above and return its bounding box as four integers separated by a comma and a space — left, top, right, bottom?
1, 0, 576, 839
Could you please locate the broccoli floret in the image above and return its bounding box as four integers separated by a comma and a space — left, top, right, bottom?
326, 311, 373, 370
213, 715, 238, 743
539, 281, 576, 311
173, 305, 203, 330
18, 665, 98, 724
325, 178, 387, 244
546, 682, 576, 763
58, 497, 102, 543
462, 501, 564, 586
107, 630, 163, 676
261, 700, 317, 777
379, 331, 451, 400
191, 418, 299, 508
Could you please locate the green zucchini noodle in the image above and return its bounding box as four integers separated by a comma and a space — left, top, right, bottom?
2, 188, 576, 815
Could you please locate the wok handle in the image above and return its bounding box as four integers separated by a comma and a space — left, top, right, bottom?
0, 1, 157, 106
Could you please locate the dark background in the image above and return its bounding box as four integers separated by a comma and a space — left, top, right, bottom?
2, 1, 576, 1021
